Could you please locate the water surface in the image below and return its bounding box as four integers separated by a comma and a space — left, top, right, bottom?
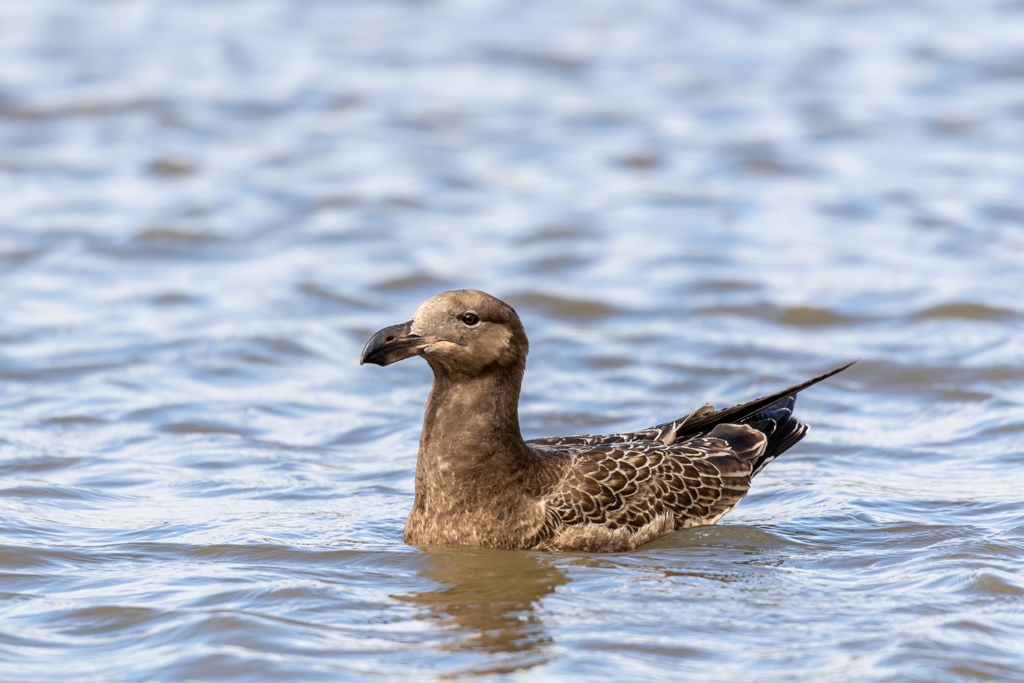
2, 0, 1023, 681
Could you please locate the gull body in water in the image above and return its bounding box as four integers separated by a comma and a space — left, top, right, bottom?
361, 289, 852, 552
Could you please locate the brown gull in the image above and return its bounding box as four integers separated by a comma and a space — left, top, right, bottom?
360, 289, 853, 552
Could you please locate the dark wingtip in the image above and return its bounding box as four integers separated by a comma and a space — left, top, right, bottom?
675, 360, 856, 438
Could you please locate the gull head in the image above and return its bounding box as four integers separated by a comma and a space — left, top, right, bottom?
360, 289, 529, 377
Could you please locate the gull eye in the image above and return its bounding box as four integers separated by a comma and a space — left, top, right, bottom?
460, 312, 480, 326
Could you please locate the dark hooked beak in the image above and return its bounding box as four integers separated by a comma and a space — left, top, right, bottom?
360, 321, 427, 366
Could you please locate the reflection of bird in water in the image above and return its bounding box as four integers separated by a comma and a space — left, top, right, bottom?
397, 549, 567, 672
362, 289, 853, 552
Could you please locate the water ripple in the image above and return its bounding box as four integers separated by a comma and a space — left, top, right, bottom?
2, 0, 1024, 681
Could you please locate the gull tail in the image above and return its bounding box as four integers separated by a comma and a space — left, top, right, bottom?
740, 395, 809, 475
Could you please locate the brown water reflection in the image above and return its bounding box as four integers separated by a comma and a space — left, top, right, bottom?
399, 549, 567, 674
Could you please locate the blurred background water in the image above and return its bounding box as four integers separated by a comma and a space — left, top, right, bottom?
1, 0, 1023, 681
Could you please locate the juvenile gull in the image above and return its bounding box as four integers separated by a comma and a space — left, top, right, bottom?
360, 290, 852, 552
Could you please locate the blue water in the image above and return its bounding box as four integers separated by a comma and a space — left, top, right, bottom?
1, 1, 1023, 680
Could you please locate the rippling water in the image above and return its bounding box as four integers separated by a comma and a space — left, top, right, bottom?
2, 0, 1024, 680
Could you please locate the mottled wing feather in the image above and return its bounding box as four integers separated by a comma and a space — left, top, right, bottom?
533, 423, 767, 547
523, 364, 854, 549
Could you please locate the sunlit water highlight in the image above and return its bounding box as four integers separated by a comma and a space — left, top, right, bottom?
1, 1, 1023, 681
